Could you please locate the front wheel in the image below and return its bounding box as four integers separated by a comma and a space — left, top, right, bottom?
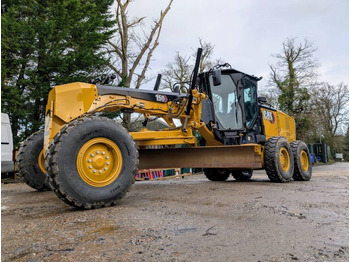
264, 136, 293, 183
45, 116, 138, 209
232, 170, 253, 181
204, 169, 230, 181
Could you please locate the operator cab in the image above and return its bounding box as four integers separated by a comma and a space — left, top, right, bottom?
200, 68, 266, 145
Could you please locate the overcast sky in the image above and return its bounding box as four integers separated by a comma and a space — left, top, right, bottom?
125, 0, 348, 89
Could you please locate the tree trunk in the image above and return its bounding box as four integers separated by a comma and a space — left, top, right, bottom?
122, 112, 131, 130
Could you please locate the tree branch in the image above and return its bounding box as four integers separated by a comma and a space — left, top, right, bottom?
128, 0, 173, 84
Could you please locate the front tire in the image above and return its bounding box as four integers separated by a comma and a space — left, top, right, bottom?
204, 169, 230, 181
232, 170, 253, 181
290, 140, 312, 181
16, 130, 50, 191
45, 116, 138, 209
264, 136, 293, 183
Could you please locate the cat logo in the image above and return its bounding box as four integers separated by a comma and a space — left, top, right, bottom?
263, 110, 275, 124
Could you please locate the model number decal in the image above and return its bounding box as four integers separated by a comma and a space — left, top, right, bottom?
155, 94, 168, 103
263, 110, 275, 124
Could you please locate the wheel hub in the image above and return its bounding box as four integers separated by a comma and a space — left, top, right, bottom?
91, 155, 105, 169
279, 147, 290, 172
77, 138, 123, 187
300, 150, 309, 171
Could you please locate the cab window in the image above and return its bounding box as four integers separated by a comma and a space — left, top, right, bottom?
243, 79, 258, 128
209, 74, 243, 130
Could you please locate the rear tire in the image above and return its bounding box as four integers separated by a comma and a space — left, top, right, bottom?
264, 136, 293, 183
45, 116, 138, 209
16, 130, 50, 191
232, 170, 253, 181
204, 168, 230, 181
290, 140, 312, 181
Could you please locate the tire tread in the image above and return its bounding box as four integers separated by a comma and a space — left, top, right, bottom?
264, 136, 293, 183
45, 116, 138, 209
16, 130, 50, 191
290, 140, 312, 181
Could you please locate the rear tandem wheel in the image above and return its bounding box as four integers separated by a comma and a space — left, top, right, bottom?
290, 140, 312, 181
45, 116, 139, 209
264, 136, 294, 183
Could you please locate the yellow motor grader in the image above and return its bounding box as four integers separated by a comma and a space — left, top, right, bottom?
17, 49, 312, 209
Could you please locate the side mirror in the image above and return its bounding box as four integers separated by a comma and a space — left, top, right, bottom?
212, 69, 222, 86
258, 96, 267, 104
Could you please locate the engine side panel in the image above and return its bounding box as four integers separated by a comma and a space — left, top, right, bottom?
261, 107, 296, 143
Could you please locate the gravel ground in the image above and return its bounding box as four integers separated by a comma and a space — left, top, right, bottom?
1, 162, 349, 262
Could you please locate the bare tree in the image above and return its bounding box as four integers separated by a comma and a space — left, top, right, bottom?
161, 39, 222, 92
106, 0, 172, 129
309, 82, 349, 147
268, 37, 319, 139
107, 0, 173, 89
270, 38, 318, 86
162, 52, 192, 92
197, 38, 215, 73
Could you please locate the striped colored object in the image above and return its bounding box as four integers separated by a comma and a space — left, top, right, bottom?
136, 169, 164, 180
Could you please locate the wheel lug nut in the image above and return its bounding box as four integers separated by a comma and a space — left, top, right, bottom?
89, 165, 92, 169
93, 170, 96, 173
106, 156, 109, 159
102, 151, 105, 155
99, 170, 102, 174
106, 162, 110, 165
88, 159, 92, 163
91, 153, 95, 157
96, 151, 100, 154
104, 167, 107, 171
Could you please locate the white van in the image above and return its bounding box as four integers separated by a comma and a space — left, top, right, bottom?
1, 113, 14, 174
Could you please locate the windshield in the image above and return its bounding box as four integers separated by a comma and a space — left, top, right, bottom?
243, 79, 258, 128
209, 74, 243, 130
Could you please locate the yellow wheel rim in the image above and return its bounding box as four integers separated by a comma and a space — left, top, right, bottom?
38, 149, 46, 173
279, 147, 290, 172
76, 138, 123, 187
300, 150, 309, 171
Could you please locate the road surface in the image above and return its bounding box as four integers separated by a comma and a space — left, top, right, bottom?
2, 162, 349, 261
